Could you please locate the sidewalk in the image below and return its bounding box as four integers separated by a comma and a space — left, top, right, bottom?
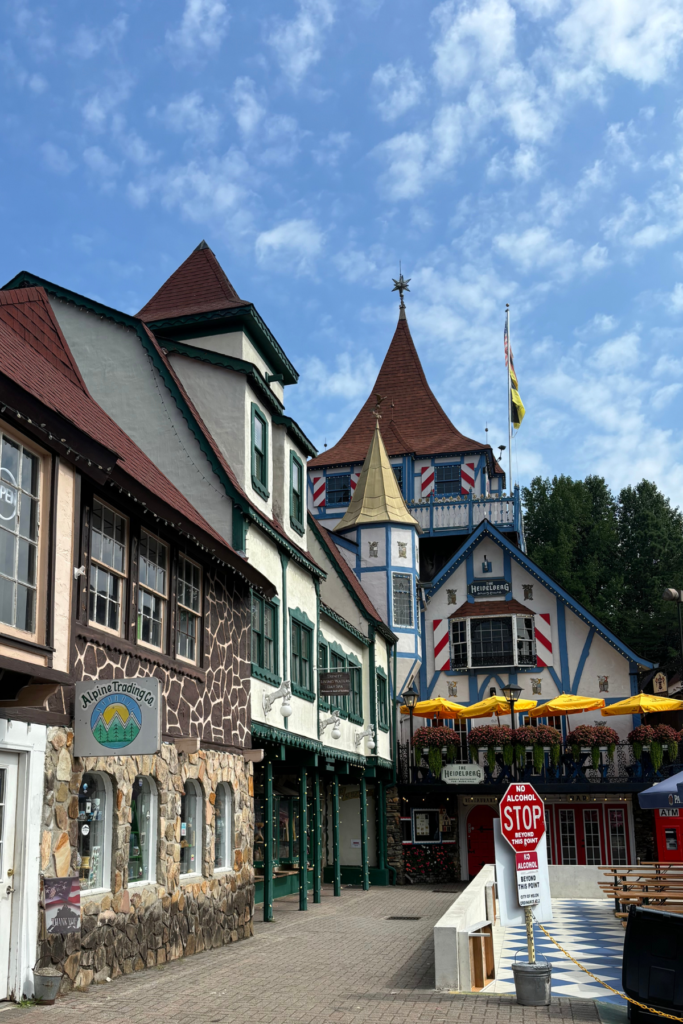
15, 885, 603, 1024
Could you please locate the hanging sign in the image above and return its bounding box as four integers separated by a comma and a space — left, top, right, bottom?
653, 672, 668, 695
467, 579, 511, 598
320, 671, 350, 696
74, 677, 161, 757
441, 764, 485, 784
44, 877, 81, 934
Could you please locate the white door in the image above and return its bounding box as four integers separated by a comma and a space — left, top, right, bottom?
0, 754, 19, 1000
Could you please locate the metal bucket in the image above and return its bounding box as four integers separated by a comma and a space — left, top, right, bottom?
33, 966, 62, 1005
511, 960, 552, 1006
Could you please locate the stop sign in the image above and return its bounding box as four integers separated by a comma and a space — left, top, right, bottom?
499, 783, 545, 854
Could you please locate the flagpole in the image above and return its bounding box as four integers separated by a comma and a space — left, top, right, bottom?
506, 305, 512, 493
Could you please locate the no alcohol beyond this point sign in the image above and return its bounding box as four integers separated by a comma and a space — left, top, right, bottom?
499, 783, 545, 854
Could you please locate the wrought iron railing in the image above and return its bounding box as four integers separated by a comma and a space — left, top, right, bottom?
397, 741, 680, 788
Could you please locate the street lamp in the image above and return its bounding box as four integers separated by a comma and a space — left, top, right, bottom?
662, 588, 683, 677
501, 681, 522, 780
402, 680, 420, 770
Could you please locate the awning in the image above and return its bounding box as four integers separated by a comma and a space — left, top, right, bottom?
601, 693, 683, 716
638, 771, 683, 810
528, 694, 605, 718
457, 695, 537, 719
399, 697, 466, 719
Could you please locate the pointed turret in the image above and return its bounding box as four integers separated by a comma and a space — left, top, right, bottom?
308, 311, 490, 468
137, 241, 250, 322
335, 417, 419, 532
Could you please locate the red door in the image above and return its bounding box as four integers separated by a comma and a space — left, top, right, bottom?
467, 805, 496, 877
655, 809, 683, 862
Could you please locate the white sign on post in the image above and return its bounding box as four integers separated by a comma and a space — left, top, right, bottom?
515, 851, 540, 906
493, 819, 553, 927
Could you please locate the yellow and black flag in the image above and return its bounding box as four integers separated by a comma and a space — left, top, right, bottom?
504, 313, 525, 430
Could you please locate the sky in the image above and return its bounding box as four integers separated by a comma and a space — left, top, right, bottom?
2, 0, 683, 504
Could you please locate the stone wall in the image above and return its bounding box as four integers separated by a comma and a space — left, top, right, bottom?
385, 786, 405, 884
40, 728, 254, 994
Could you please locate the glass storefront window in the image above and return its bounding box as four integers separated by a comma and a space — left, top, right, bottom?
214, 783, 233, 871
78, 773, 108, 891
128, 776, 156, 883
180, 779, 202, 876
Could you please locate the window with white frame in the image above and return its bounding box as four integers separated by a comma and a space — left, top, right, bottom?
180, 779, 203, 876
392, 573, 413, 627
214, 783, 233, 871
177, 555, 202, 663
0, 433, 40, 633
449, 614, 536, 669
78, 772, 111, 891
89, 499, 127, 633
137, 532, 168, 650
128, 776, 157, 884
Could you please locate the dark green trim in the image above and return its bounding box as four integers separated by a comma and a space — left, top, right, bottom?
365, 755, 393, 770
360, 776, 369, 891
323, 865, 390, 887
369, 624, 377, 735
289, 606, 315, 699
162, 338, 284, 414
290, 450, 305, 534
313, 772, 322, 904
291, 684, 316, 702
279, 554, 288, 693
299, 768, 308, 911
264, 761, 274, 921
2, 271, 325, 578
251, 721, 370, 766
144, 303, 299, 385
232, 506, 249, 552
315, 578, 322, 737
251, 403, 269, 499
251, 589, 279, 683
307, 514, 396, 642
252, 665, 281, 687
377, 665, 389, 731
273, 414, 317, 458
320, 603, 370, 646
332, 774, 341, 897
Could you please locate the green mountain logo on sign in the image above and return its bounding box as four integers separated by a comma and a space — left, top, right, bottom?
90, 695, 142, 750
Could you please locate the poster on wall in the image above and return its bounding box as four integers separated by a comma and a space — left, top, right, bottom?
44, 877, 81, 934
74, 677, 161, 757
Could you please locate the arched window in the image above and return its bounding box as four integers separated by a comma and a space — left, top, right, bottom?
180, 779, 202, 876
128, 776, 157, 884
214, 783, 233, 871
78, 772, 112, 892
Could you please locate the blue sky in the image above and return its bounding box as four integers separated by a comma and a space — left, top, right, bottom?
2, 0, 683, 502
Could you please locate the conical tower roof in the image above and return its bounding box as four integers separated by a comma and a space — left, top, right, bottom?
309, 311, 490, 468
137, 241, 251, 322
334, 417, 419, 532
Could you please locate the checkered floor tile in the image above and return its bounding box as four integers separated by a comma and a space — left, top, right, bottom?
489, 899, 625, 1002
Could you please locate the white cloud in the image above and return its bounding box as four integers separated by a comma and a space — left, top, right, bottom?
82, 75, 133, 132
588, 331, 640, 371
266, 0, 335, 87
83, 146, 120, 178
259, 115, 304, 166
605, 121, 642, 170
166, 0, 230, 60
667, 282, 683, 313
69, 15, 127, 59
581, 243, 609, 272
494, 226, 578, 276
255, 218, 324, 273
371, 59, 424, 121
41, 142, 75, 175
313, 131, 350, 166
231, 77, 265, 137
574, 313, 619, 336
653, 382, 683, 405
305, 350, 378, 401
432, 0, 516, 92
163, 92, 222, 144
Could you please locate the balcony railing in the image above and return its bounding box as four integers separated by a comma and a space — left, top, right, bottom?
397, 741, 681, 788
407, 484, 524, 541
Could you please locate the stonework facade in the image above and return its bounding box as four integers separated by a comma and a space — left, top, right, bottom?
40, 728, 254, 994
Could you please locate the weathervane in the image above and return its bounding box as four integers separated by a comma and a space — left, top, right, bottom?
392, 264, 410, 309
372, 393, 385, 421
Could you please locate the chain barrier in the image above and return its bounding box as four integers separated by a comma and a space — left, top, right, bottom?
531, 916, 683, 1021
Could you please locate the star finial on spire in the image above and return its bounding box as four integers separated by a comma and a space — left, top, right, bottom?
392, 263, 411, 309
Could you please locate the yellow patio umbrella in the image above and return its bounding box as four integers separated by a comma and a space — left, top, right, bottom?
456, 694, 538, 719
399, 697, 466, 719
528, 693, 605, 718
600, 693, 683, 716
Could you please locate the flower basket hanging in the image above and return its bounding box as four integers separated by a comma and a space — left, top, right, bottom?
468, 724, 512, 771
628, 724, 655, 762
411, 726, 461, 776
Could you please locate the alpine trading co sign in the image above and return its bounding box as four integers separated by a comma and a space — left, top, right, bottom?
441, 764, 485, 784
499, 783, 545, 853
467, 579, 511, 598
319, 671, 351, 696
74, 677, 161, 757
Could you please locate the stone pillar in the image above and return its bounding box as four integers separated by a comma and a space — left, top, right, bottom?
385, 785, 405, 884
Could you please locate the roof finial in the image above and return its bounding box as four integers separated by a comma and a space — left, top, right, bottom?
392, 262, 410, 318
372, 393, 385, 424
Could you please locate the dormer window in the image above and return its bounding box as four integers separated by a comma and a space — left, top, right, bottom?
435, 464, 461, 497
327, 473, 350, 506
450, 611, 536, 669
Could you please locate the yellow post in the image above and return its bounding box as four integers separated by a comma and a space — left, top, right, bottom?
525, 906, 536, 963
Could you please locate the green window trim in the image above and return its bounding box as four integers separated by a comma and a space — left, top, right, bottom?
290, 451, 305, 535
251, 591, 278, 681
290, 607, 315, 698
251, 404, 269, 500
377, 667, 389, 731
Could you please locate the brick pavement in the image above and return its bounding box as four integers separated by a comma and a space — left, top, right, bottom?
17, 884, 602, 1024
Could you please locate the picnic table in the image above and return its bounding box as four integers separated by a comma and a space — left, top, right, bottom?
599, 863, 683, 920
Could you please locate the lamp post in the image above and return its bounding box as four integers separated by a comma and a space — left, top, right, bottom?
501, 681, 522, 780
663, 588, 683, 677
402, 681, 419, 773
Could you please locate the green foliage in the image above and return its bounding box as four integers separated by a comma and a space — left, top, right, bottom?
428, 746, 443, 778
523, 475, 683, 670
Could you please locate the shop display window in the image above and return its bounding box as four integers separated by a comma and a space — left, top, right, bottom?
214, 783, 233, 871
180, 779, 202, 876
128, 776, 156, 884
78, 772, 110, 891
411, 808, 441, 844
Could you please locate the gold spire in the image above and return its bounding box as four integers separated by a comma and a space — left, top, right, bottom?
334, 412, 420, 532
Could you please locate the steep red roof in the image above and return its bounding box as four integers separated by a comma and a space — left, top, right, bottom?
309, 311, 492, 468
137, 241, 250, 322
450, 598, 531, 618
310, 515, 387, 625
0, 288, 87, 390
0, 287, 272, 592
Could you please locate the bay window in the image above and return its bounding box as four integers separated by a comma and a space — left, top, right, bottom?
450, 614, 536, 669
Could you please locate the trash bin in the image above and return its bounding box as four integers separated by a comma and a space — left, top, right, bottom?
623, 906, 683, 1022
511, 958, 552, 1006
